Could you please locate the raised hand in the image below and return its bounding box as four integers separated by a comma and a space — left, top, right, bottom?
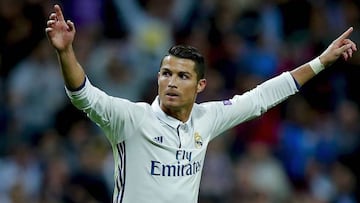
45, 4, 76, 52
320, 27, 357, 67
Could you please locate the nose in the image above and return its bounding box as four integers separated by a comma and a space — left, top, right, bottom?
168, 75, 177, 88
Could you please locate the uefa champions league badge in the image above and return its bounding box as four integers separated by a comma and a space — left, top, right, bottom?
222, 99, 232, 105
194, 132, 203, 149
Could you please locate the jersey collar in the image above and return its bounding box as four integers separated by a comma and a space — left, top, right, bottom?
151, 96, 192, 129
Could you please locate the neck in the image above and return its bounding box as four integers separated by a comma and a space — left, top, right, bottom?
161, 106, 192, 123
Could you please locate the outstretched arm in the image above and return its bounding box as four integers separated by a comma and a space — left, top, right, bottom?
291, 27, 357, 86
45, 4, 85, 90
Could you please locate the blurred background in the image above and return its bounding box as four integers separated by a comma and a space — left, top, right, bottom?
1, 0, 360, 202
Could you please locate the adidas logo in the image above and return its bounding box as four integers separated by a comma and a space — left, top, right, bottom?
153, 136, 164, 144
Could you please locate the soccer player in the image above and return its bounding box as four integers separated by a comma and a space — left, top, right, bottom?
45, 4, 357, 203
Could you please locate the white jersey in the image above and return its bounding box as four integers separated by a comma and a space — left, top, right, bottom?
66, 72, 298, 203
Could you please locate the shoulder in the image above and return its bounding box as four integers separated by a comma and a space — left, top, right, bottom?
192, 101, 224, 117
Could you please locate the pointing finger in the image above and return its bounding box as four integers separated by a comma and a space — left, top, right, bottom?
334, 27, 353, 43
54, 4, 65, 22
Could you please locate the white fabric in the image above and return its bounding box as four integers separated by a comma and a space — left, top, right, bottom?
65, 71, 298, 203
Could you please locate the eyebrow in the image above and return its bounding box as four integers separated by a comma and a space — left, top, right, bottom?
160, 67, 191, 75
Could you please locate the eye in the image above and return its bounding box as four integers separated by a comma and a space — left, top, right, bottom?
162, 71, 171, 77
179, 73, 190, 80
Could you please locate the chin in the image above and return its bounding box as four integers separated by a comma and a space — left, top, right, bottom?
162, 100, 183, 111
163, 101, 178, 108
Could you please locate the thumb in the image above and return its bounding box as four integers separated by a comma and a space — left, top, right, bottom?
66, 20, 75, 32
339, 43, 353, 54
337, 43, 353, 61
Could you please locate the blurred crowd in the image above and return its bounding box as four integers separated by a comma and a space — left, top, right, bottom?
1, 0, 360, 202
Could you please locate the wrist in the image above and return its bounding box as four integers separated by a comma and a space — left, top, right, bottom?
56, 44, 74, 55
309, 57, 325, 74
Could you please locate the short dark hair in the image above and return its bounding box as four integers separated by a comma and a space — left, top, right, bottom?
161, 45, 206, 80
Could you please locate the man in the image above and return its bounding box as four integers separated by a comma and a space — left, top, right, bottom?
45, 4, 357, 203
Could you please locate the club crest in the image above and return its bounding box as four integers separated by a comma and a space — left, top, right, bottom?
194, 132, 203, 149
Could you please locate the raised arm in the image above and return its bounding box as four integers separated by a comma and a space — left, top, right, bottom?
291, 27, 357, 86
45, 4, 85, 90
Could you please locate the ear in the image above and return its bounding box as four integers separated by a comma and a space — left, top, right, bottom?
197, 79, 207, 93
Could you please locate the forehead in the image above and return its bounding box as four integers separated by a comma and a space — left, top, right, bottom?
160, 55, 196, 73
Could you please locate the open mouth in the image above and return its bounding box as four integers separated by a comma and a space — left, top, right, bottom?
166, 92, 179, 98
